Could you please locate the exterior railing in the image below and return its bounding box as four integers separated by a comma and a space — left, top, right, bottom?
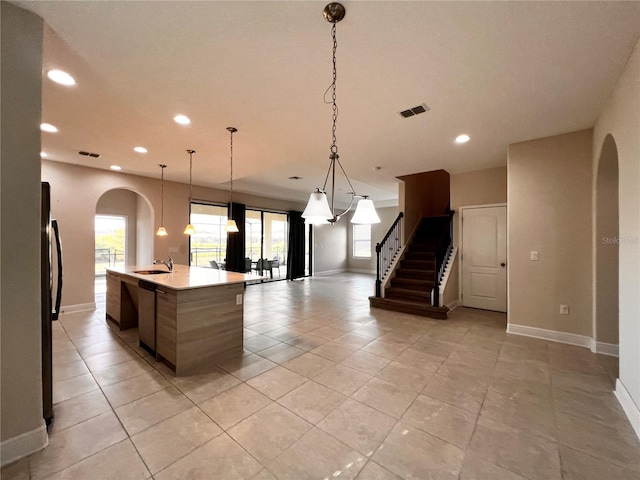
375, 212, 403, 297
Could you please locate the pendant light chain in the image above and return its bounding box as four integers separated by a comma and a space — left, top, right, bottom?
227, 127, 238, 221
160, 164, 165, 224
188, 150, 194, 202
330, 22, 338, 156
230, 129, 234, 206
184, 149, 196, 235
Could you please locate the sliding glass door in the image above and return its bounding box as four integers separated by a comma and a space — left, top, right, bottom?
245, 209, 288, 280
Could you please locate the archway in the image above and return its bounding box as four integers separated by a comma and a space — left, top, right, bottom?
94, 188, 154, 297
595, 134, 619, 362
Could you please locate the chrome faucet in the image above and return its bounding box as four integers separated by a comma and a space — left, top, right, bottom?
154, 256, 174, 272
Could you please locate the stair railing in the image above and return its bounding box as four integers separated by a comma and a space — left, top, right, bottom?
375, 212, 403, 298
431, 211, 454, 307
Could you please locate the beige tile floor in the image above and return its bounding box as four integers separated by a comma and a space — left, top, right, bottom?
3, 273, 639, 480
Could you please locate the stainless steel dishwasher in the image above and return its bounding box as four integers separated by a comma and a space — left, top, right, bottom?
138, 279, 157, 355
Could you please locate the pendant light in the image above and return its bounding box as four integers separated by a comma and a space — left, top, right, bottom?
225, 127, 239, 233
156, 164, 168, 236
183, 149, 196, 235
302, 3, 380, 225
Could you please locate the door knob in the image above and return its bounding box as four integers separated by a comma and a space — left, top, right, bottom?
500, 263, 506, 267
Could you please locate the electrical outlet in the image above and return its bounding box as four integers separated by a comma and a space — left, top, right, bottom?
236, 294, 243, 306
530, 251, 539, 261
560, 304, 569, 315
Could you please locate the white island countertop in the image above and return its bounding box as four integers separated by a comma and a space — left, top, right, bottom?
106, 264, 262, 290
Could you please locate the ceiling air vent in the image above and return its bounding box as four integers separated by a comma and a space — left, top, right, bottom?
399, 103, 430, 118
78, 150, 101, 158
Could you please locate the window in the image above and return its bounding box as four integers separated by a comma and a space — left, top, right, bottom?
189, 203, 229, 267
353, 224, 371, 258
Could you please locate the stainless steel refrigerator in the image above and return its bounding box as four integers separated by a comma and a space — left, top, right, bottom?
41, 182, 62, 425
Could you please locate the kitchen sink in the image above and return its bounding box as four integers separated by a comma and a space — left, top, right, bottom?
134, 269, 169, 275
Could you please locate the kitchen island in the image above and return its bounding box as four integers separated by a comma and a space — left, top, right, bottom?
106, 264, 256, 376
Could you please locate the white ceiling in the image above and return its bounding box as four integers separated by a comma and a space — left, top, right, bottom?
17, 0, 640, 208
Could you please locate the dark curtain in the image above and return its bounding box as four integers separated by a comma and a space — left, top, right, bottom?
287, 211, 306, 280
225, 202, 246, 273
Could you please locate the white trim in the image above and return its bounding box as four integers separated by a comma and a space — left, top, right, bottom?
348, 268, 375, 275
506, 323, 592, 348
0, 423, 48, 466
590, 340, 619, 357
60, 302, 96, 313
314, 268, 347, 277
615, 379, 640, 441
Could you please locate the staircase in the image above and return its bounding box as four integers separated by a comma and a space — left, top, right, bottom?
370, 216, 451, 320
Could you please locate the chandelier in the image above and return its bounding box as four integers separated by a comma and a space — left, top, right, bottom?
302, 3, 380, 225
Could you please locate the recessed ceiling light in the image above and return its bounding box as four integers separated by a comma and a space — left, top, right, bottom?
47, 69, 76, 86
110, 165, 122, 171
455, 134, 470, 144
40, 123, 58, 133
134, 147, 148, 153
41, 152, 47, 158
173, 115, 190, 125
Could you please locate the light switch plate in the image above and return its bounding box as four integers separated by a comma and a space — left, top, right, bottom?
530, 251, 539, 261
236, 294, 243, 306
560, 304, 569, 315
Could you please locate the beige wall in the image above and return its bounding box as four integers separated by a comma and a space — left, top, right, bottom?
41, 160, 309, 308
508, 129, 593, 336
313, 221, 348, 274
347, 206, 400, 274
398, 169, 450, 240
594, 38, 640, 414
450, 167, 507, 246
595, 135, 619, 345
0, 1, 47, 460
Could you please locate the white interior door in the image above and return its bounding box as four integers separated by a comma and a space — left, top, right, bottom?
461, 206, 507, 312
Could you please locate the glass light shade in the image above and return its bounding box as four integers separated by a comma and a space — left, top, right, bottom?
302, 191, 332, 222
225, 219, 239, 233
184, 224, 196, 235
351, 198, 381, 224
156, 226, 168, 236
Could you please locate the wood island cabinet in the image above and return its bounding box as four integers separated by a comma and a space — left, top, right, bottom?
106, 265, 254, 376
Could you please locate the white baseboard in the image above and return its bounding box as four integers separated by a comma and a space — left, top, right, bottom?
506, 323, 592, 348
507, 324, 621, 358
0, 423, 48, 467
314, 269, 347, 277
60, 302, 96, 313
591, 340, 619, 357
615, 379, 640, 441
347, 269, 375, 275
